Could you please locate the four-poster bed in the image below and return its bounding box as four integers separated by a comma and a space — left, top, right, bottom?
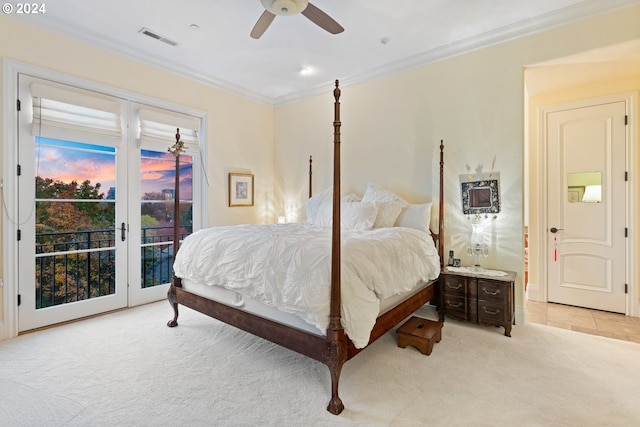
167, 80, 445, 415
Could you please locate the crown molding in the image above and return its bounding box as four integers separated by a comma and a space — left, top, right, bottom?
272, 0, 640, 105
12, 13, 275, 106
15, 0, 640, 107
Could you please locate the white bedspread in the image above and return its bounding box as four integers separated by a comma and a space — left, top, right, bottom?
173, 223, 441, 348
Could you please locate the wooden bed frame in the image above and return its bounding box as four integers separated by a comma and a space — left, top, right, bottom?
167, 80, 445, 415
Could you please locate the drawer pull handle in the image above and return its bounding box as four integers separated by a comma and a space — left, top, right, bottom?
482, 307, 501, 315
447, 283, 463, 290
482, 287, 500, 296
447, 301, 463, 308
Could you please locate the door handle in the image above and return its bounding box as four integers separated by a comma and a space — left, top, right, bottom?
550, 227, 564, 233
121, 222, 126, 241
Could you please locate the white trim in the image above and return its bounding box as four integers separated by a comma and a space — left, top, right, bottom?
536, 92, 637, 316
515, 304, 526, 326
1, 59, 20, 340
627, 91, 638, 317
526, 282, 541, 303
1, 58, 209, 340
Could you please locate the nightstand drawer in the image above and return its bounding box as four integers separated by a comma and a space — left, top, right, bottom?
442, 276, 466, 295
478, 280, 506, 302
478, 300, 505, 324
442, 294, 467, 318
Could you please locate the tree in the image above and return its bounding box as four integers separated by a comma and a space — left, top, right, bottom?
36, 177, 113, 234
35, 177, 115, 307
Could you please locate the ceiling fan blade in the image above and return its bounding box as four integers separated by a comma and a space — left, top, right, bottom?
301, 2, 344, 35
250, 10, 276, 39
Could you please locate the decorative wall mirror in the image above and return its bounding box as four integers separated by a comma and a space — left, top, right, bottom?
461, 178, 501, 215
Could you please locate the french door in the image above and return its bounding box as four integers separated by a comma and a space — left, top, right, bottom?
16, 75, 201, 331
127, 144, 194, 306
127, 103, 199, 306
17, 75, 129, 331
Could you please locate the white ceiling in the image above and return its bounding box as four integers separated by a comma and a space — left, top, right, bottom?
14, 0, 640, 104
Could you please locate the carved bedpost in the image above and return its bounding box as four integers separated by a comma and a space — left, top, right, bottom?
167, 128, 186, 328
167, 279, 179, 328
309, 155, 313, 198
436, 141, 445, 323
324, 80, 347, 415
330, 81, 342, 331
438, 140, 445, 268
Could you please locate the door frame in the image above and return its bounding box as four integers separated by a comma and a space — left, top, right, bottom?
1, 59, 208, 340
535, 92, 637, 317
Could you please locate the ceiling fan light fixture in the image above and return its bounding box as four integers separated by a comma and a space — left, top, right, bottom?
261, 0, 308, 16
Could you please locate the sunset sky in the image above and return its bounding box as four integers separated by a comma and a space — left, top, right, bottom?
36, 137, 193, 200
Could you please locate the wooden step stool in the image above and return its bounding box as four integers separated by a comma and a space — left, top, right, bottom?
397, 316, 443, 355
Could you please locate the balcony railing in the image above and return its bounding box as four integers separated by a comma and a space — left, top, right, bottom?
35, 225, 191, 309
140, 225, 191, 289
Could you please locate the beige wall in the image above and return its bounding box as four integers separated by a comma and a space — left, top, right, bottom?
273, 4, 640, 322
0, 15, 275, 330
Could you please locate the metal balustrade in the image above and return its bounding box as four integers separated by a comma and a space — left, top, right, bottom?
140, 225, 191, 289
35, 225, 191, 309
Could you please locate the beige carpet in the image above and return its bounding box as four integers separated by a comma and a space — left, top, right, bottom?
1, 301, 639, 426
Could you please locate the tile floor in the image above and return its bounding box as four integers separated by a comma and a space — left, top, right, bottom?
527, 300, 640, 344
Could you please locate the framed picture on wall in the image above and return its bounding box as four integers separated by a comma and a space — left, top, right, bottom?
228, 172, 254, 207
567, 186, 584, 203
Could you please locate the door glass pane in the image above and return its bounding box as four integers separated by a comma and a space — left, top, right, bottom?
567, 172, 602, 203
140, 149, 193, 288
35, 137, 116, 308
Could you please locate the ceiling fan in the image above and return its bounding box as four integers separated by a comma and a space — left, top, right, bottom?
250, 0, 344, 39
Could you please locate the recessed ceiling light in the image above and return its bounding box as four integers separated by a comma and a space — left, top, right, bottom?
190, 24, 200, 31
379, 36, 391, 45
300, 67, 312, 76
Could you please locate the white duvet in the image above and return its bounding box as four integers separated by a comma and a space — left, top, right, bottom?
173, 223, 441, 348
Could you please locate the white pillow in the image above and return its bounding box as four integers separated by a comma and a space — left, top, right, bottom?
315, 201, 378, 230
371, 201, 405, 228
395, 202, 432, 232
342, 193, 362, 202
304, 187, 332, 223
361, 182, 408, 228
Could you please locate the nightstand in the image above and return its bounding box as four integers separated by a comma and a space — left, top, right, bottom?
439, 267, 517, 336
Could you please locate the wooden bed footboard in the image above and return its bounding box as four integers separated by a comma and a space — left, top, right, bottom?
167, 81, 445, 415
169, 282, 328, 360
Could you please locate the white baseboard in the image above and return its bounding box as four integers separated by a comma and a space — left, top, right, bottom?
515, 305, 526, 326
526, 282, 541, 302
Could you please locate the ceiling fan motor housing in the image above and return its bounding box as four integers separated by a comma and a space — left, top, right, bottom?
261, 0, 309, 16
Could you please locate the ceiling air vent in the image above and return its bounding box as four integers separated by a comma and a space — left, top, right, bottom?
138, 27, 179, 47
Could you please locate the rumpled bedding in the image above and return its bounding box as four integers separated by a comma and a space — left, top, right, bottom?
173, 223, 441, 348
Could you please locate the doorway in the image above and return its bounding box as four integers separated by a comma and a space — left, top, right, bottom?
534, 92, 637, 316
545, 99, 627, 313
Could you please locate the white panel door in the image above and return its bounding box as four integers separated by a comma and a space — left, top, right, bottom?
546, 100, 627, 313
